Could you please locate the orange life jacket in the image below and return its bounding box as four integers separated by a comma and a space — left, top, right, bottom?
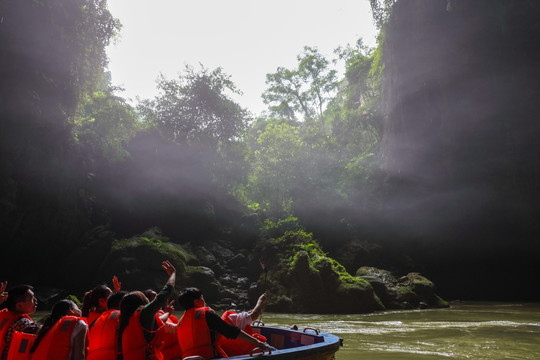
121, 310, 164, 360
6, 331, 35, 360
31, 315, 87, 360
216, 311, 267, 357
157, 310, 179, 325
153, 311, 181, 360
86, 311, 102, 328
153, 322, 181, 360
88, 309, 120, 360
0, 310, 32, 356
177, 307, 227, 359
168, 315, 178, 324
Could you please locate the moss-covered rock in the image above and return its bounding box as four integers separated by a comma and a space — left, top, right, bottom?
258, 230, 384, 313
398, 272, 449, 308
96, 228, 187, 292
356, 266, 399, 308
357, 267, 449, 309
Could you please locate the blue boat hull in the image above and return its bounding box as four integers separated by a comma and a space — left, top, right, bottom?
220, 325, 342, 360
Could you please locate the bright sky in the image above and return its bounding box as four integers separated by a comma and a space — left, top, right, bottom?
106, 0, 378, 116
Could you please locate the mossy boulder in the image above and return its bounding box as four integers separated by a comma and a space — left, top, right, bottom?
95, 228, 187, 292
398, 272, 449, 308
258, 230, 384, 313
356, 266, 399, 308
356, 267, 449, 309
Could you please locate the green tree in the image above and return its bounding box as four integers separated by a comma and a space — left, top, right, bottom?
369, 0, 398, 29
262, 47, 338, 123
138, 65, 251, 190
74, 80, 139, 166
327, 38, 382, 218
331, 38, 381, 160
248, 37, 384, 248
246, 120, 307, 219
139, 65, 248, 147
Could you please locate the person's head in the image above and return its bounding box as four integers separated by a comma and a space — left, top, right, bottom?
118, 291, 149, 337
81, 285, 112, 317
120, 291, 148, 315
30, 299, 80, 353
142, 289, 157, 302
106, 290, 127, 310
50, 299, 81, 318
177, 287, 204, 310
5, 285, 37, 314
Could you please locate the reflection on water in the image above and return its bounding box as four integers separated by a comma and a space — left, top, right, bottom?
259, 302, 540, 360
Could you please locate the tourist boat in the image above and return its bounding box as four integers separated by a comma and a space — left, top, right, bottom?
185, 324, 343, 360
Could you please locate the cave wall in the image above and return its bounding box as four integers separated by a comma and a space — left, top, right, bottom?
377, 0, 540, 300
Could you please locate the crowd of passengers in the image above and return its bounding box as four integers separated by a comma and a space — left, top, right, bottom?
0, 260, 272, 360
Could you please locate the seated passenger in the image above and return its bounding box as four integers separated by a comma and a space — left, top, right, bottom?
217, 293, 268, 356
143, 289, 178, 324
118, 260, 176, 360
176, 288, 272, 359
81, 285, 112, 327
30, 299, 88, 360
0, 285, 40, 360
87, 291, 127, 360
152, 298, 180, 360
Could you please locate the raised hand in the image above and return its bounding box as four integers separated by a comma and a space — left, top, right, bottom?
161, 260, 176, 277
164, 299, 175, 315
112, 276, 122, 292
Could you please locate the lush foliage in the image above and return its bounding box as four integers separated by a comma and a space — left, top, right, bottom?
262, 46, 339, 123
0, 0, 383, 291
0, 0, 120, 282
244, 41, 383, 252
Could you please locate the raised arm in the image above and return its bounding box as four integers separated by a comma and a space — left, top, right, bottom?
236, 330, 273, 353
140, 261, 177, 330
248, 293, 267, 321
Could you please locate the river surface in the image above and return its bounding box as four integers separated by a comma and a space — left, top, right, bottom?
34, 302, 539, 359
259, 302, 540, 360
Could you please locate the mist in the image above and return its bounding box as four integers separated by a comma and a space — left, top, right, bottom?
371, 0, 540, 300
1, 0, 539, 303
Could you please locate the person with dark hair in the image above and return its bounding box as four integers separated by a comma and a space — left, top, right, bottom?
29, 299, 87, 360
118, 260, 176, 360
106, 291, 127, 312
143, 288, 177, 324
142, 289, 157, 303
0, 285, 40, 360
87, 290, 127, 360
81, 285, 112, 328
176, 288, 272, 359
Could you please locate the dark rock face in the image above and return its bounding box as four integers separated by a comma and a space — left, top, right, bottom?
357, 267, 448, 309
59, 227, 447, 314
376, 0, 540, 301
255, 232, 387, 314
